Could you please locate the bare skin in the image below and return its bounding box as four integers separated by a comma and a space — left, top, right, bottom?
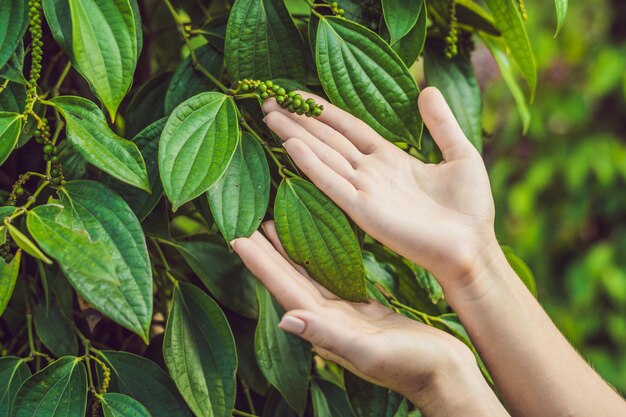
232, 87, 626, 416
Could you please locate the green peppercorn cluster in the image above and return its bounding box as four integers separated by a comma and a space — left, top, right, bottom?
0, 242, 13, 264
237, 80, 324, 117
5, 173, 32, 206
330, 2, 345, 16
517, 0, 528, 20
34, 118, 65, 186
445, 0, 459, 59
26, 0, 44, 110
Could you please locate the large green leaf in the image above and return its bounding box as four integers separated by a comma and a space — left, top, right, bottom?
107, 118, 166, 221
554, 0, 568, 37
43, 0, 142, 119
274, 178, 367, 302
26, 181, 153, 342
163, 282, 237, 417
164, 44, 224, 114
12, 356, 87, 417
382, 0, 422, 44
391, 3, 426, 68
0, 112, 22, 166
424, 43, 482, 152
0, 357, 31, 416
0, 0, 28, 69
255, 285, 311, 415
99, 351, 192, 417
159, 92, 239, 210
0, 249, 20, 317
208, 132, 270, 243
484, 0, 536, 99
101, 393, 151, 417
50, 96, 150, 191
177, 240, 258, 319
33, 302, 78, 357
225, 0, 306, 81
344, 372, 403, 417
125, 72, 172, 138
311, 379, 355, 417
316, 16, 422, 145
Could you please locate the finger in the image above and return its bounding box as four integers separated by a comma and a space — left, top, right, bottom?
418, 87, 476, 161
264, 111, 358, 180
261, 221, 339, 300
231, 237, 318, 310
264, 109, 363, 168
263, 91, 387, 155
283, 138, 359, 210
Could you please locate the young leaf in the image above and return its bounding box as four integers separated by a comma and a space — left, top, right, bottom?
554, 0, 568, 37
164, 44, 224, 114
177, 240, 259, 319
208, 132, 270, 243
344, 371, 403, 417
163, 282, 237, 417
0, 112, 22, 166
255, 285, 311, 415
274, 178, 367, 302
311, 379, 356, 417
0, 356, 31, 416
6, 223, 53, 264
391, 3, 427, 68
382, 0, 422, 44
100, 393, 151, 417
43, 0, 142, 120
159, 92, 239, 210
33, 302, 79, 357
12, 356, 87, 417
484, 0, 537, 99
0, 0, 28, 69
225, 0, 306, 82
98, 350, 192, 417
0, 250, 20, 317
50, 96, 150, 191
316, 16, 422, 145
502, 246, 537, 297
424, 43, 482, 152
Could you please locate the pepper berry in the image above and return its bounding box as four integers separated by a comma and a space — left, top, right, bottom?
236, 79, 325, 117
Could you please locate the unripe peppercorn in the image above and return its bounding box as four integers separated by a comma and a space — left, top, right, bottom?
43, 144, 54, 154
293, 99, 302, 108
312, 107, 323, 117
50, 155, 59, 163
276, 96, 286, 104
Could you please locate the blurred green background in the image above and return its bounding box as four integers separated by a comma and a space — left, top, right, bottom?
479, 0, 626, 393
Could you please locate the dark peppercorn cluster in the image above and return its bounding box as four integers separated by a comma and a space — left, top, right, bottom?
26, 0, 44, 109
237, 80, 324, 117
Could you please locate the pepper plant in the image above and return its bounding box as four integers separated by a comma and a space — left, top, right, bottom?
0, 0, 565, 416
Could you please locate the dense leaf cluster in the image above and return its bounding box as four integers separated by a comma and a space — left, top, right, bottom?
0, 0, 562, 415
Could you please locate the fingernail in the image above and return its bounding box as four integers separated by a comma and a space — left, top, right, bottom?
278, 316, 306, 334
230, 239, 239, 250
282, 139, 292, 149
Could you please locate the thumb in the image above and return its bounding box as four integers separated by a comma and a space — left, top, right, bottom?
418, 87, 475, 161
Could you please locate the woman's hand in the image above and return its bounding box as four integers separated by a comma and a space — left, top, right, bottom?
231, 222, 508, 416
262, 87, 497, 290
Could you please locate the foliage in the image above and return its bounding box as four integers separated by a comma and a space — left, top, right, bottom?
0, 0, 563, 415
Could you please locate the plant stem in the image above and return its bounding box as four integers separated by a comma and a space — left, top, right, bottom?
26, 313, 35, 353
390, 300, 434, 325
233, 410, 259, 417
240, 379, 256, 415
49, 61, 71, 97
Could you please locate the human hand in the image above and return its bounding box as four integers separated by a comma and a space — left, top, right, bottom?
262, 87, 497, 292
231, 222, 507, 416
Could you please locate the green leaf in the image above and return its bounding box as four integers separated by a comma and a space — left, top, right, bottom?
99, 351, 192, 417
0, 356, 31, 416
484, 0, 537, 99
6, 223, 53, 264
107, 118, 166, 221
101, 393, 152, 417
229, 316, 269, 395
27, 181, 153, 342
0, 0, 28, 69
225, 0, 306, 81
424, 43, 482, 152
274, 178, 367, 302
262, 389, 298, 417
125, 72, 172, 139
0, 82, 26, 112
201, 13, 229, 53
159, 92, 239, 210
0, 41, 26, 84
43, 0, 142, 120
208, 132, 270, 243
164, 44, 224, 114
163, 282, 237, 417
177, 240, 258, 319
344, 372, 403, 417
382, 0, 422, 44
12, 356, 87, 417
33, 302, 78, 357
0, 250, 20, 317
316, 16, 422, 145
502, 246, 537, 297
554, 0, 568, 37
311, 379, 355, 417
0, 112, 22, 167
391, 3, 426, 68
50, 96, 150, 191
255, 285, 311, 415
